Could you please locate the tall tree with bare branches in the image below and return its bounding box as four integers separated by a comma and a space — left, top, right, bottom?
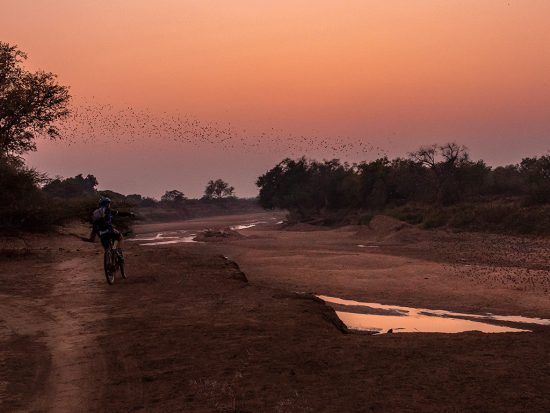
0, 42, 70, 157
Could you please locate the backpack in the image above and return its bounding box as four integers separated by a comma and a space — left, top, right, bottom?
92, 207, 106, 223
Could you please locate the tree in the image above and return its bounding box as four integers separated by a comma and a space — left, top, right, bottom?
408, 143, 476, 204
126, 194, 144, 204
204, 179, 235, 199
140, 197, 158, 207
409, 143, 469, 169
520, 155, 550, 203
256, 158, 355, 216
161, 189, 186, 203
42, 174, 98, 198
0, 42, 70, 156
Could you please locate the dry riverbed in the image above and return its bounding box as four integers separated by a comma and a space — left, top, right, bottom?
1, 212, 549, 412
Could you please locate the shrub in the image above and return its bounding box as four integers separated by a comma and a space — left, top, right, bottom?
0, 156, 48, 230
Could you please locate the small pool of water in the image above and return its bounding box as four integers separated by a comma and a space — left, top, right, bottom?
318, 295, 550, 334
130, 219, 272, 246
230, 221, 268, 230
129, 231, 198, 246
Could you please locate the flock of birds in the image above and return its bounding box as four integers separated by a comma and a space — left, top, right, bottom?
51, 96, 389, 159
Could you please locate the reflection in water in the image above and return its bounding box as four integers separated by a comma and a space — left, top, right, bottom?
336, 311, 529, 334
319, 295, 549, 334
140, 236, 197, 246
231, 224, 257, 230
230, 221, 267, 230
130, 219, 271, 246
129, 231, 198, 246
132, 218, 276, 246
128, 233, 180, 242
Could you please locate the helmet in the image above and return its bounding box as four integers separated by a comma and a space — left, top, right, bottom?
99, 197, 111, 207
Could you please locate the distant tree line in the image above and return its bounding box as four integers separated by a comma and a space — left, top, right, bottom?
157, 178, 235, 208
39, 176, 237, 206
256, 143, 550, 233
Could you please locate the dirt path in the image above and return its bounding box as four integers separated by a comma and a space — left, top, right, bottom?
41, 256, 108, 411
0, 236, 111, 412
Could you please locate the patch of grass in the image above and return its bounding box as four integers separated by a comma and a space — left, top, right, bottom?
422, 210, 449, 229
387, 205, 425, 225
386, 202, 550, 236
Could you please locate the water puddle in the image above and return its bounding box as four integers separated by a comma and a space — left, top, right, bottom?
231, 223, 257, 230
230, 221, 268, 231
140, 236, 197, 246
318, 295, 550, 334
131, 218, 279, 246
129, 231, 198, 246
357, 244, 379, 248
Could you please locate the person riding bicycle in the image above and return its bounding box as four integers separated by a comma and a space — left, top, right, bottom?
91, 197, 123, 252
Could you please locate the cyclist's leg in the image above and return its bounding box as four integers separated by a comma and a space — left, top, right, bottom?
112, 229, 123, 250
99, 232, 110, 250
88, 228, 97, 242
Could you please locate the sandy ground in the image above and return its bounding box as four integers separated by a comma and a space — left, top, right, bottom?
217, 215, 550, 318
1, 212, 549, 412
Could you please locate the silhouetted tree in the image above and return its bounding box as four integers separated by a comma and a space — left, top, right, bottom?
488, 165, 524, 195
43, 174, 98, 198
0, 156, 46, 229
126, 194, 144, 204
408, 143, 484, 204
256, 143, 512, 220
520, 155, 550, 203
204, 179, 235, 199
140, 197, 158, 207
0, 42, 70, 156
161, 189, 186, 203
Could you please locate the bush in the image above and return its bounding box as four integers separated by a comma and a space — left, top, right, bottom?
520, 156, 550, 204
387, 205, 426, 225
0, 156, 48, 230
43, 174, 98, 198
0, 158, 137, 233
423, 210, 449, 229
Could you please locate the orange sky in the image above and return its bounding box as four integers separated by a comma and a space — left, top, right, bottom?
3, 1, 550, 197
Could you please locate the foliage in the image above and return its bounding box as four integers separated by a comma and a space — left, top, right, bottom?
42, 174, 98, 198
0, 42, 70, 156
388, 202, 550, 236
408, 143, 490, 205
0, 160, 139, 232
519, 155, 550, 204
204, 179, 235, 199
0, 155, 46, 229
256, 144, 550, 235
161, 189, 186, 203
256, 158, 358, 218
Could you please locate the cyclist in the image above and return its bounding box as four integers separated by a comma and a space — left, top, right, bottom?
91, 197, 123, 254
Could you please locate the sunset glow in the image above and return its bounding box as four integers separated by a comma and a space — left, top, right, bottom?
3, 0, 549, 196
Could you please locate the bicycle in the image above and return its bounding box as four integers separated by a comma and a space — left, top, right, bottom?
104, 240, 126, 285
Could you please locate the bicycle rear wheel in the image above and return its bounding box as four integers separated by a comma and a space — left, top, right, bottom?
104, 249, 115, 284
